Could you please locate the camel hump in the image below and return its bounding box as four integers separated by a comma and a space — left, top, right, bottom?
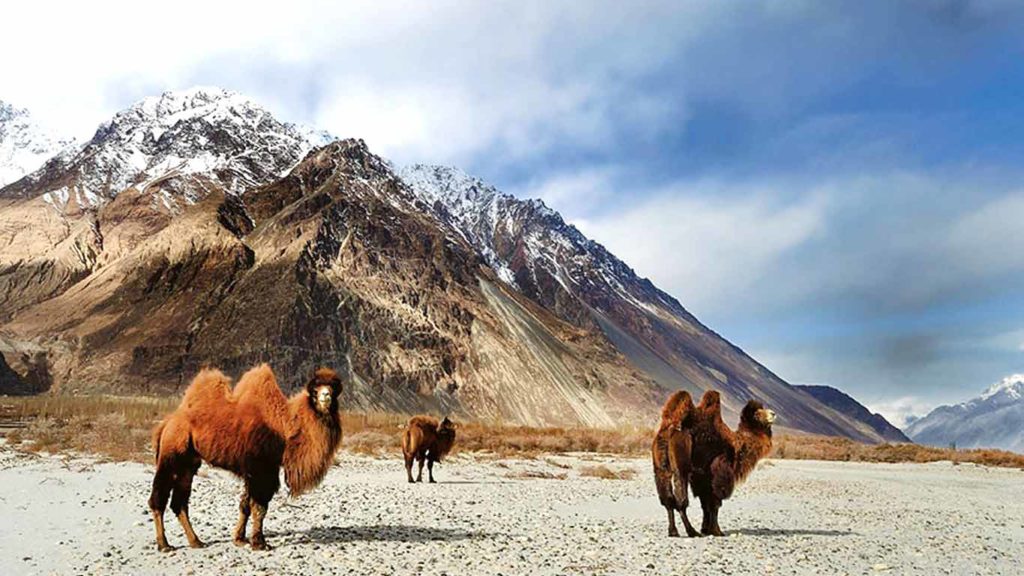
183, 368, 233, 410
660, 390, 693, 426
407, 415, 440, 430
697, 390, 722, 413
234, 364, 290, 427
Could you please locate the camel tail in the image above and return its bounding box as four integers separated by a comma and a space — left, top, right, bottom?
151, 418, 167, 465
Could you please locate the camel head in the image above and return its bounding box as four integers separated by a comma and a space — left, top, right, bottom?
740, 399, 776, 433
438, 416, 457, 436
307, 368, 342, 415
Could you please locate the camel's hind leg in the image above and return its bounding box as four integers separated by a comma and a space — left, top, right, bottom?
150, 414, 189, 552
233, 487, 252, 547
170, 454, 204, 549
148, 462, 175, 552
678, 501, 699, 538
404, 452, 415, 483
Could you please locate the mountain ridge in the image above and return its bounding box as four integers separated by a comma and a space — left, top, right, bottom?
794, 384, 911, 443
0, 90, 889, 440
906, 375, 1024, 452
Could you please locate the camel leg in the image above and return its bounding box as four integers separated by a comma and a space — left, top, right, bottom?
148, 462, 176, 552
679, 500, 699, 538
699, 495, 712, 536
404, 453, 415, 483
416, 454, 425, 483
169, 460, 205, 548
427, 458, 436, 483
248, 477, 278, 551
665, 506, 680, 537
249, 500, 272, 551
704, 497, 724, 537
232, 488, 251, 546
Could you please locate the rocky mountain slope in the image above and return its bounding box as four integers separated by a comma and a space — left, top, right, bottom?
906, 375, 1024, 452
0, 100, 73, 188
794, 385, 910, 443
0, 88, 330, 318
399, 165, 887, 439
0, 90, 889, 438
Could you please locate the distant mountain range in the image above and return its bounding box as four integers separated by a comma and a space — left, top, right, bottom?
794, 385, 910, 443
0, 88, 895, 440
907, 375, 1024, 453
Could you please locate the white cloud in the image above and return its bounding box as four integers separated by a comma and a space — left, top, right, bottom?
573, 180, 826, 317
508, 167, 621, 215
0, 0, 699, 164
865, 396, 934, 430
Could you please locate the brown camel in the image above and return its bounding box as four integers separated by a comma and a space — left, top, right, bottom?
401, 415, 456, 483
148, 364, 343, 551
651, 390, 698, 537
687, 390, 775, 536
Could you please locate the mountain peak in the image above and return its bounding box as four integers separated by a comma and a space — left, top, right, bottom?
0, 99, 75, 188
907, 374, 1024, 452
5, 87, 333, 209
981, 374, 1024, 402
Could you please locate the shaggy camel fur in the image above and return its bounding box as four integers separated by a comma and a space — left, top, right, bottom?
402, 415, 456, 483
688, 390, 775, 536
651, 390, 698, 537
149, 365, 342, 551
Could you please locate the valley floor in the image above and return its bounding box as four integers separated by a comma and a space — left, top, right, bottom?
0, 447, 1022, 575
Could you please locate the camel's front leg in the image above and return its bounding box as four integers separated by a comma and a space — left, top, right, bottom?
427, 458, 436, 483
416, 455, 425, 483
232, 490, 251, 547
250, 500, 272, 551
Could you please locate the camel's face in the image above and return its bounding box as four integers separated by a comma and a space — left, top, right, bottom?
306, 368, 342, 414
313, 384, 334, 414
756, 408, 776, 427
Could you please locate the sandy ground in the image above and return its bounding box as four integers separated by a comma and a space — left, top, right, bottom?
1, 446, 1022, 576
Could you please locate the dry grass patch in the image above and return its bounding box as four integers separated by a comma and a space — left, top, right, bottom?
3, 395, 1024, 470
772, 434, 1024, 468
579, 464, 637, 480
505, 469, 568, 480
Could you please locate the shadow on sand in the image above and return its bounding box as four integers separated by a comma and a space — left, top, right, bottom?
282, 524, 498, 544
729, 527, 855, 537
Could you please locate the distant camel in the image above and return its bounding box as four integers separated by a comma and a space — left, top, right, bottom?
651, 390, 698, 537
402, 415, 456, 483
149, 365, 342, 551
687, 390, 775, 536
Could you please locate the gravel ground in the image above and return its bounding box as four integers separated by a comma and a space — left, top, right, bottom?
1, 446, 1022, 575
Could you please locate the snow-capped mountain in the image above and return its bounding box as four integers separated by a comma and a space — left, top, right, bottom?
399, 164, 889, 441
906, 375, 1024, 453
0, 88, 893, 438
3, 87, 331, 212
0, 100, 74, 188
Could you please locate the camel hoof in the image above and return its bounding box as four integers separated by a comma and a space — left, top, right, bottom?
668, 529, 680, 538
251, 538, 272, 551
189, 540, 206, 549
157, 543, 176, 553
685, 529, 700, 538
429, 479, 436, 484
232, 538, 249, 548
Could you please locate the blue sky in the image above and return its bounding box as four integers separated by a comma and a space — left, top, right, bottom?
4, 0, 1024, 424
